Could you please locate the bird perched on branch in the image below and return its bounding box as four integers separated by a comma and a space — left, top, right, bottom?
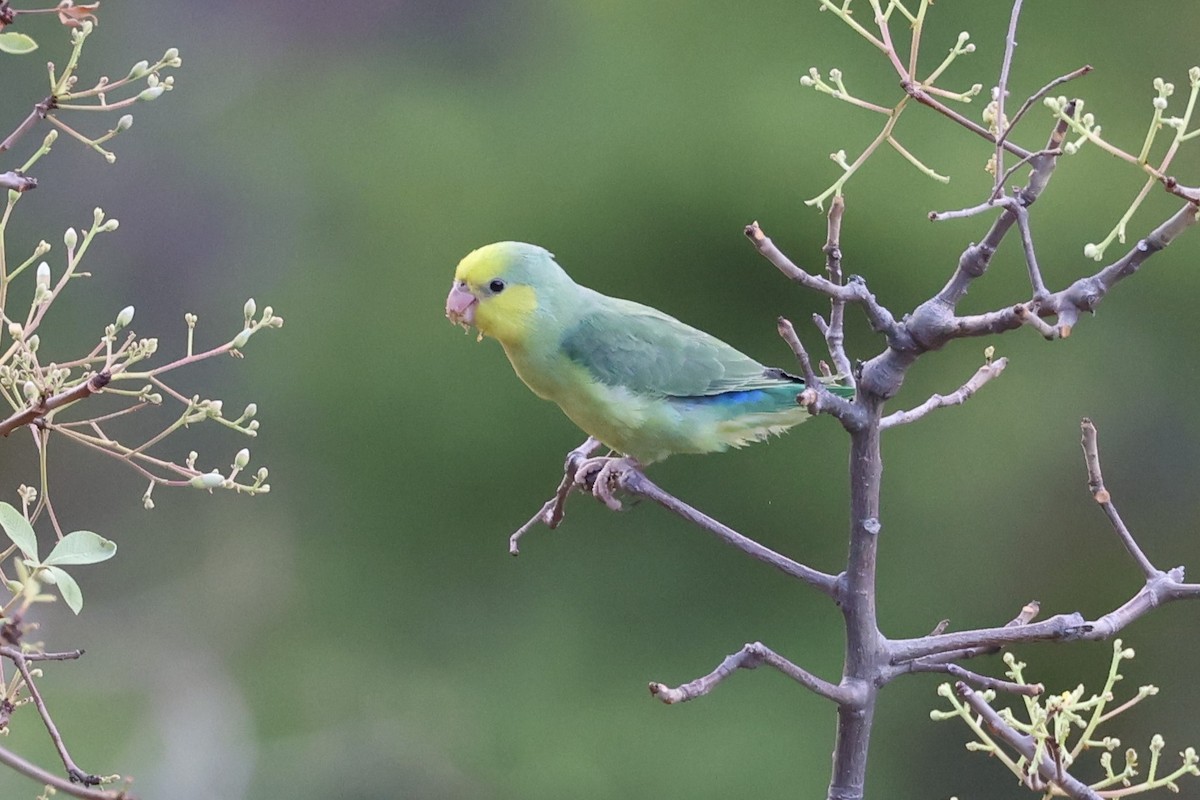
445, 241, 850, 505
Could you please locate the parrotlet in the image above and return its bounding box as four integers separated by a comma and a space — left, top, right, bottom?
445, 242, 849, 501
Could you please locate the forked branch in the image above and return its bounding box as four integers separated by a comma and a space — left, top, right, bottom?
648, 641, 855, 706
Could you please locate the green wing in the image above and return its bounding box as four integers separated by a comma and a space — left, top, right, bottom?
560, 294, 795, 398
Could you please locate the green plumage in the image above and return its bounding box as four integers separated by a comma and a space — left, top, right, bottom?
450, 242, 852, 464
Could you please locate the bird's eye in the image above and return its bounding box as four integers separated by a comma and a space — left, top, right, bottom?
489, 279, 506, 293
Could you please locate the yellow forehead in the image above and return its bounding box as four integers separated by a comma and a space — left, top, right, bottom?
454, 244, 506, 286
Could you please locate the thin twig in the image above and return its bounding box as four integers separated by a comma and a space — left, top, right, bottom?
746, 221, 901, 340
895, 660, 1043, 696
0, 646, 98, 786
1080, 419, 1159, 580
0, 744, 130, 800
1004, 65, 1092, 145
508, 437, 600, 555
622, 470, 840, 599
777, 317, 858, 425
1005, 199, 1049, 297
902, 82, 1034, 161
821, 196, 854, 384
649, 641, 854, 705
990, 0, 1024, 198
956, 683, 1103, 800
880, 357, 1008, 429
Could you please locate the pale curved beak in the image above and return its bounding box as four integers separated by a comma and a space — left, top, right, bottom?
445, 281, 478, 328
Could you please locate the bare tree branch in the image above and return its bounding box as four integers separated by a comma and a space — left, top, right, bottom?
902, 81, 1035, 161
1079, 418, 1158, 580
509, 437, 601, 555
819, 195, 854, 384
880, 357, 1008, 429
745, 222, 901, 341
891, 417, 1200, 665
649, 641, 853, 705
956, 683, 1103, 800
1003, 65, 1093, 151
930, 103, 1074, 311
990, 0, 1025, 198
893, 660, 1043, 696
0, 744, 131, 800
622, 470, 840, 599
0, 171, 36, 192
0, 646, 99, 786
777, 317, 859, 426
919, 199, 1200, 346
0, 97, 55, 155
0, 371, 110, 439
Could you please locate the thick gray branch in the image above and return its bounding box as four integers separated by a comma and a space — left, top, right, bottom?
889, 613, 1090, 663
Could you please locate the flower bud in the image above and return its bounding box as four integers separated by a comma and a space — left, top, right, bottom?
36, 262, 50, 290
137, 86, 165, 102
115, 305, 135, 329
189, 471, 224, 489
234, 448, 250, 469
244, 298, 256, 321
64, 228, 77, 249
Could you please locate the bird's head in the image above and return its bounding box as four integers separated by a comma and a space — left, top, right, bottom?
446, 242, 574, 346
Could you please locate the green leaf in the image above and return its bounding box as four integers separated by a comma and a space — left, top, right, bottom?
43, 566, 82, 614
0, 33, 38, 55
0, 503, 38, 561
43, 531, 116, 566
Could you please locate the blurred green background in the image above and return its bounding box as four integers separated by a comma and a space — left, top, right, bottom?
0, 2, 1197, 798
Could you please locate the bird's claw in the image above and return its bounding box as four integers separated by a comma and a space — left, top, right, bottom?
574, 455, 639, 511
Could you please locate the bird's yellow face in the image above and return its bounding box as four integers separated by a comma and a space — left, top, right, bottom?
446, 245, 539, 347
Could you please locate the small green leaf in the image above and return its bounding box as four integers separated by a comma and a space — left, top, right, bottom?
44, 566, 82, 614
0, 503, 38, 561
43, 531, 116, 566
0, 33, 38, 55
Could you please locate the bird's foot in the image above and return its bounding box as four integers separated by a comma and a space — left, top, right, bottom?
574, 455, 641, 511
